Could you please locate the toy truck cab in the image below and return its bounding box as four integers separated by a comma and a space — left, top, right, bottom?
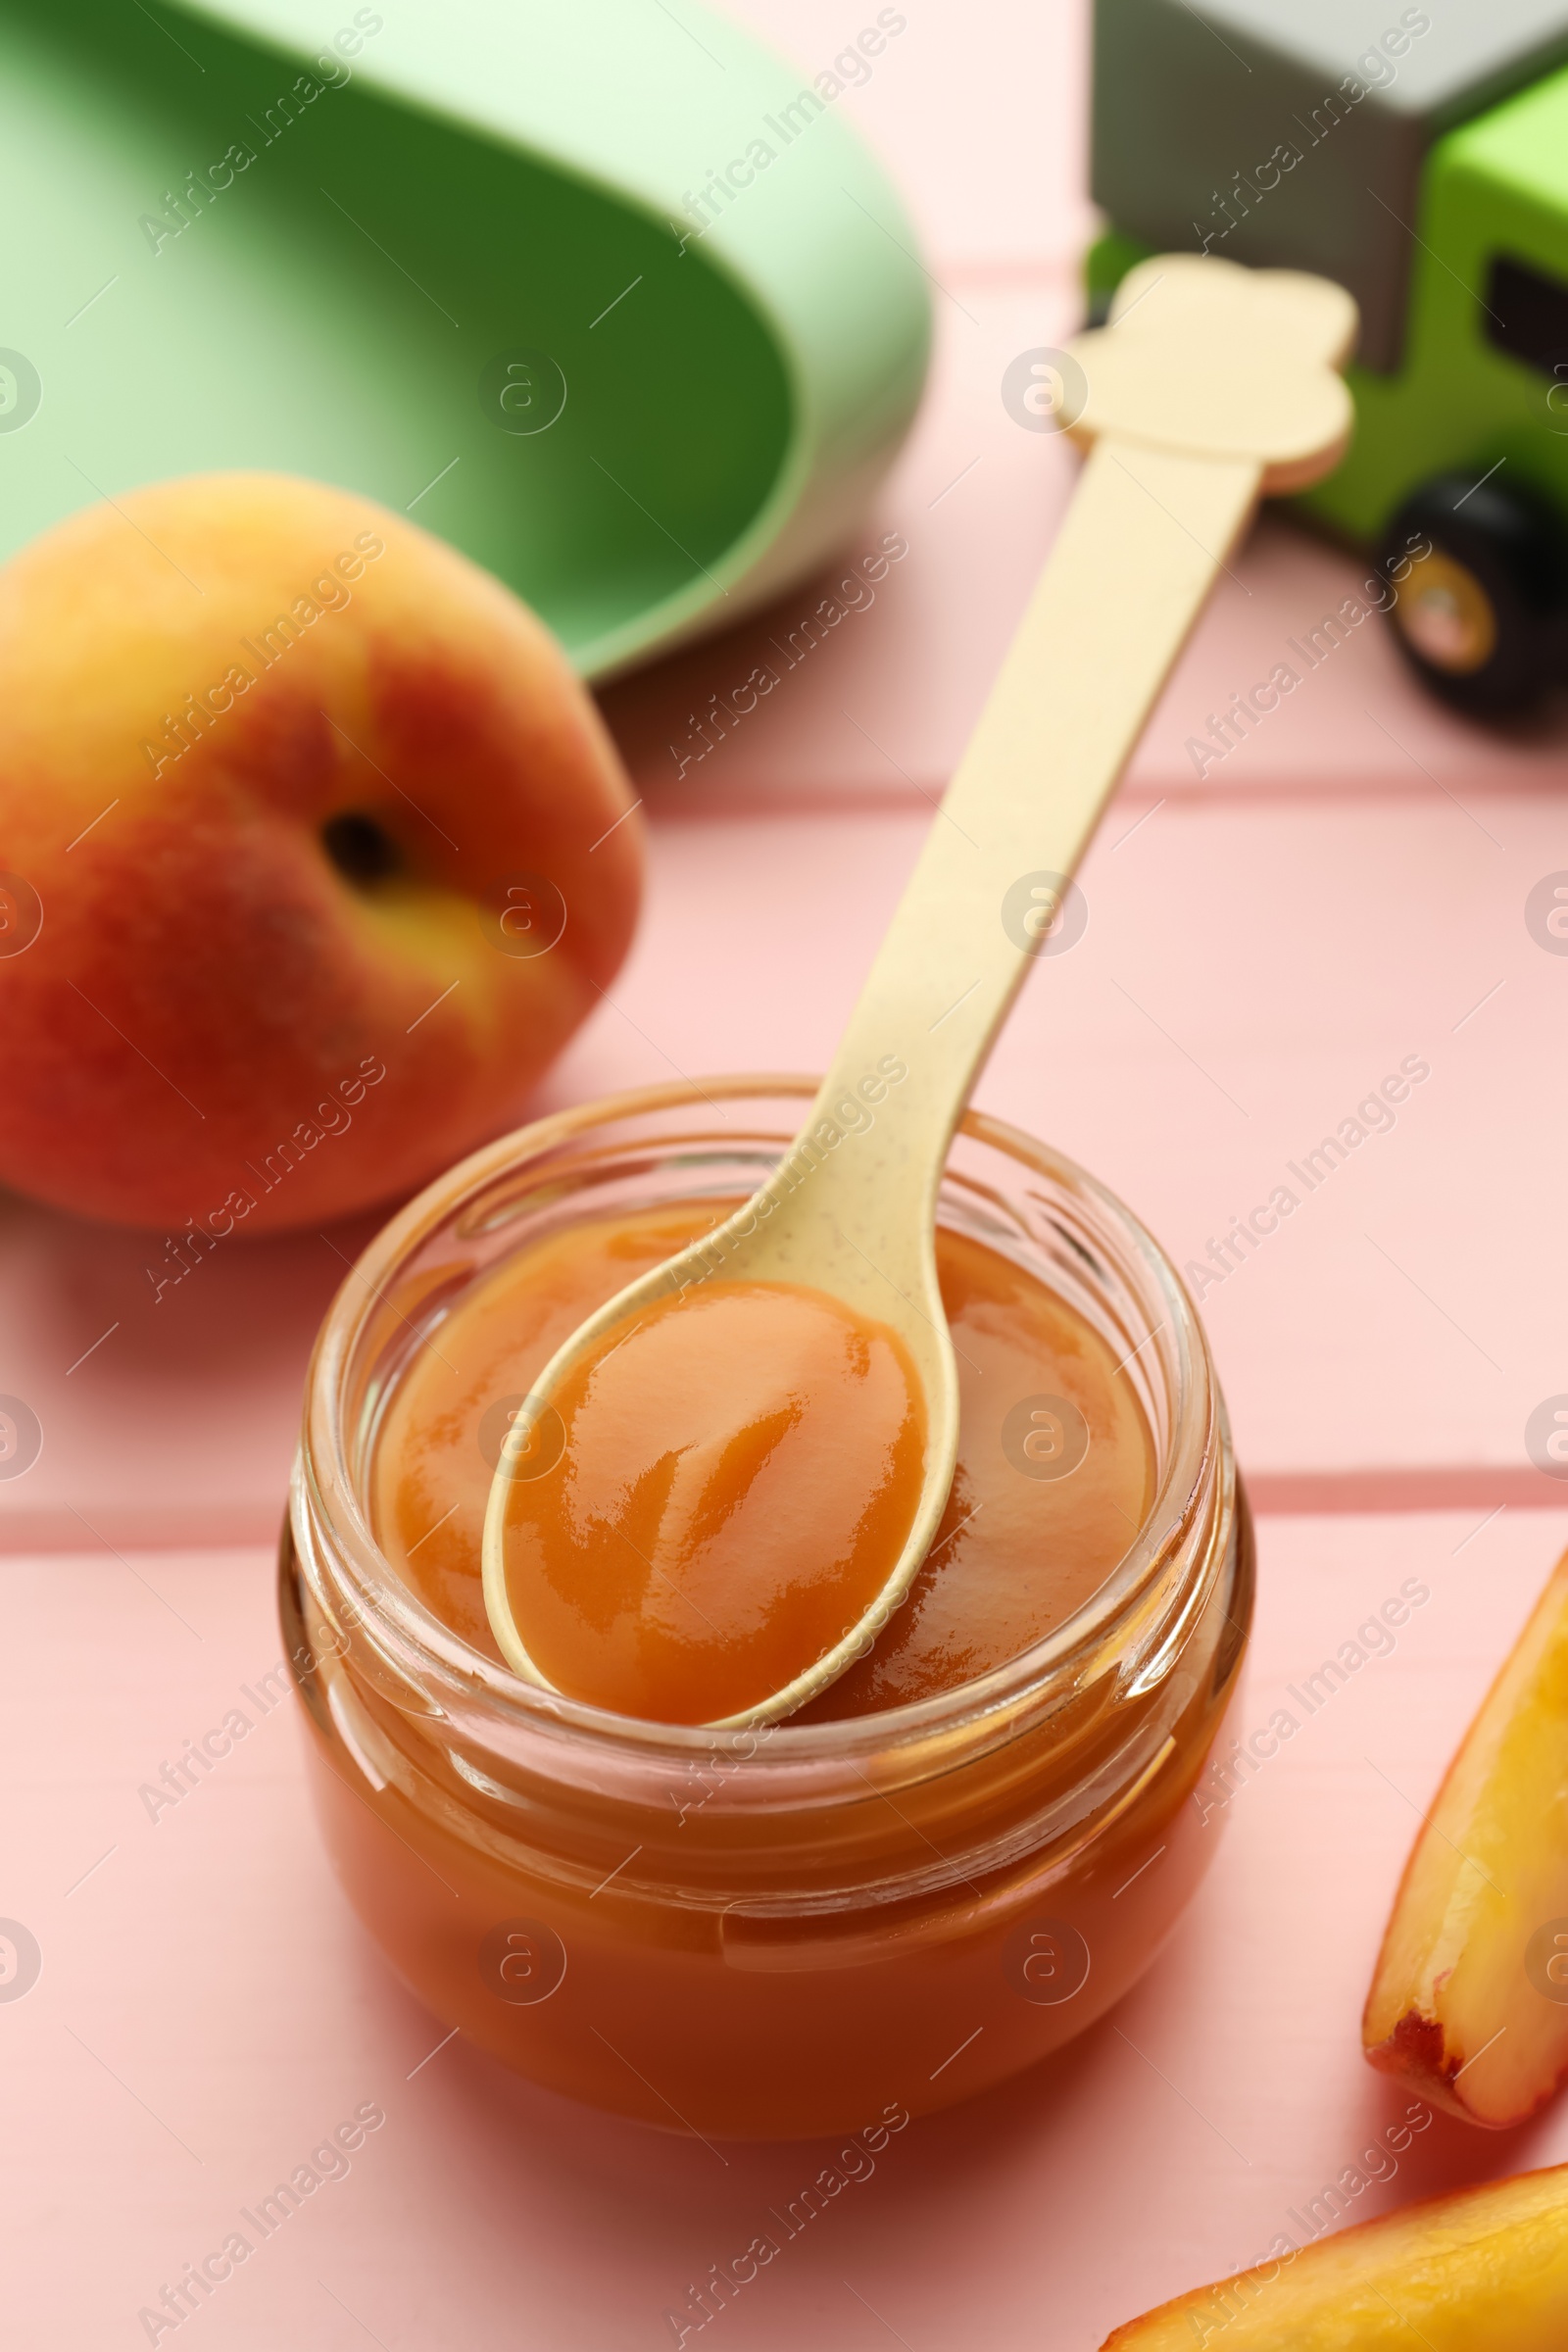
1090, 0, 1568, 711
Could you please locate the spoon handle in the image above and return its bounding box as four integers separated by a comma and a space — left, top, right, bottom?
796, 252, 1358, 1290
805, 437, 1262, 1261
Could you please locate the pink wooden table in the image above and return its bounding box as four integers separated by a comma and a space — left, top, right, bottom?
7, 4, 1568, 2344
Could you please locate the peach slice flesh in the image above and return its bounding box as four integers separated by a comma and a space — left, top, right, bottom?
1101, 2163, 1568, 2347
1363, 1545, 1568, 2128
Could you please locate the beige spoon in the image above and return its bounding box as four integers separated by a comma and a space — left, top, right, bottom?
483, 255, 1357, 1727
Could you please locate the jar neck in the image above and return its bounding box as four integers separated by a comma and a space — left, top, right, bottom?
288, 1426, 1241, 1908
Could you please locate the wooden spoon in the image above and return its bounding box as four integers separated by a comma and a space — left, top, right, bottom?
482, 255, 1356, 1726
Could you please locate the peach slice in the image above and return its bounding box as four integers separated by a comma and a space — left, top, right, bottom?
1101, 2163, 1568, 2347
1363, 1545, 1568, 2128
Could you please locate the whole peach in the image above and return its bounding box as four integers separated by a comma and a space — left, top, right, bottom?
0, 473, 642, 1234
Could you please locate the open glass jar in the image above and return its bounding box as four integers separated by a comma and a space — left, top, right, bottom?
282, 1077, 1252, 2140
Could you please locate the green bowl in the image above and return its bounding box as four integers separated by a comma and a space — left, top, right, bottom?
1, 0, 930, 675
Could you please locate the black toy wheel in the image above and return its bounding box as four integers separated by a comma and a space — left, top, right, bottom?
1377, 474, 1567, 715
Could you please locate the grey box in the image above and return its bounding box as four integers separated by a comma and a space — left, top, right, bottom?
1092, 0, 1568, 368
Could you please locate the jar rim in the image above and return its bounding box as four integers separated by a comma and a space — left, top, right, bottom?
297, 1073, 1220, 1771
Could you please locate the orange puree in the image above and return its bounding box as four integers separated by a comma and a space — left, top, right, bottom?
503, 1280, 924, 1722
374, 1202, 1153, 1722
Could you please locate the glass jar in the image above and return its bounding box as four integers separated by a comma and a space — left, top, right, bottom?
282, 1077, 1252, 2141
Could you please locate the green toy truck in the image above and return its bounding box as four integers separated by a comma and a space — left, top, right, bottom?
1090, 0, 1568, 712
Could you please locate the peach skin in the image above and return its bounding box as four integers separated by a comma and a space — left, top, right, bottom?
0, 472, 642, 1235
1101, 2162, 1568, 2347
1363, 1544, 1568, 2128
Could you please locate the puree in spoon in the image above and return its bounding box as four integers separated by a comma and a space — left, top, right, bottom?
372, 1202, 1153, 1723
490, 1278, 924, 1723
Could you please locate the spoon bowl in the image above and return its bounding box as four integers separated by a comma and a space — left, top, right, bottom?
482, 1057, 958, 1725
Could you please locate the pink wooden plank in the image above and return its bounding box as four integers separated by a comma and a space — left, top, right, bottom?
7, 1502, 1565, 2348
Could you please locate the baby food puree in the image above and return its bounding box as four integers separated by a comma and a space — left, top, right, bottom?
374, 1202, 1152, 1722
